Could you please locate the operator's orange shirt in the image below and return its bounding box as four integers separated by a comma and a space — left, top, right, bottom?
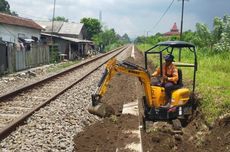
152, 63, 178, 84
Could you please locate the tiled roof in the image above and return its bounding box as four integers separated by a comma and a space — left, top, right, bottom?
0, 13, 43, 30
164, 31, 180, 36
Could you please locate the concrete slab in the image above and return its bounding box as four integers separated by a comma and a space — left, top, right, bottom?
122, 101, 139, 116
131, 45, 135, 59
120, 101, 143, 152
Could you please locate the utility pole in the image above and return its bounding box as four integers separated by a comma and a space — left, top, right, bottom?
145, 31, 150, 50
180, 0, 185, 41
146, 31, 151, 37
99, 10, 102, 22
179, 0, 189, 40
179, 0, 188, 61
51, 0, 56, 63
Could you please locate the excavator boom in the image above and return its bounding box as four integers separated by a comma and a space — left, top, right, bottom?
89, 57, 191, 120
91, 58, 153, 108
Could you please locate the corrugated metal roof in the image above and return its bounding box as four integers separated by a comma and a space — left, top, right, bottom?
41, 33, 92, 43
0, 13, 43, 30
58, 22, 83, 35
36, 21, 83, 35
35, 21, 63, 33
60, 36, 92, 43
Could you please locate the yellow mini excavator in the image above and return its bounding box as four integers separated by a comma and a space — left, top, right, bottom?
88, 41, 197, 129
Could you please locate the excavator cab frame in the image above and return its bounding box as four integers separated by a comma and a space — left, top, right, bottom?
144, 41, 197, 92
143, 41, 198, 123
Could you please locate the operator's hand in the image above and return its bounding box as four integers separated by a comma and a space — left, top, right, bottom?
163, 76, 168, 82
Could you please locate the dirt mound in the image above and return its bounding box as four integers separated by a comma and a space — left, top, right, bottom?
198, 114, 230, 152
74, 114, 139, 152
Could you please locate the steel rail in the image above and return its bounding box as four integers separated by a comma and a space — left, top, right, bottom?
0, 45, 128, 140
0, 46, 125, 101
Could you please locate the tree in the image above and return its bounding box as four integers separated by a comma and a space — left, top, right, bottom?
80, 17, 102, 40
212, 17, 223, 43
53, 16, 68, 22
214, 15, 230, 53
92, 28, 119, 52
0, 0, 10, 14
183, 30, 195, 43
103, 28, 118, 45
0, 0, 17, 16
134, 36, 145, 44
11, 11, 18, 16
121, 33, 131, 43
195, 23, 212, 48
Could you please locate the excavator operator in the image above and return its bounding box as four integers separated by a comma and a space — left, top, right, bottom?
152, 54, 179, 108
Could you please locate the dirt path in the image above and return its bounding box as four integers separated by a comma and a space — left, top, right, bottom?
73, 48, 230, 152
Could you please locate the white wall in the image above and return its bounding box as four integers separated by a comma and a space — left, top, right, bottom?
0, 24, 41, 43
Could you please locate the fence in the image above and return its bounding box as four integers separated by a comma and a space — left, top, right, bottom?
0, 43, 7, 74
0, 43, 49, 75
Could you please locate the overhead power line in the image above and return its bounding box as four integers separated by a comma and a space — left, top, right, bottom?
152, 0, 175, 31
13, 11, 49, 21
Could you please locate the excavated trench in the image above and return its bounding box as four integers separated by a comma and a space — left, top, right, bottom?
73, 49, 230, 152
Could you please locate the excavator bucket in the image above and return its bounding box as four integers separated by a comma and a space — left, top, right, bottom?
88, 94, 115, 117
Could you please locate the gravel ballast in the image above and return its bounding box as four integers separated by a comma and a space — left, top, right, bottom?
0, 46, 132, 151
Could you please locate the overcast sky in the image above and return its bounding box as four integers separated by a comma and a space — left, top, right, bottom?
7, 0, 230, 38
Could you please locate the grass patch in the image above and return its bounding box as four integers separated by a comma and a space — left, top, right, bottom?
195, 51, 230, 123
110, 115, 118, 124
137, 44, 230, 124
47, 60, 80, 73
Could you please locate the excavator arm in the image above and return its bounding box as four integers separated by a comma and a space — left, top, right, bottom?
92, 58, 153, 107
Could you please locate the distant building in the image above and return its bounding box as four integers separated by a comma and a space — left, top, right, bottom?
36, 21, 86, 39
163, 22, 180, 36
36, 21, 94, 60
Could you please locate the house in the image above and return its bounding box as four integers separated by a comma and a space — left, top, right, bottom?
36, 21, 94, 60
0, 13, 49, 74
163, 22, 180, 36
0, 13, 43, 44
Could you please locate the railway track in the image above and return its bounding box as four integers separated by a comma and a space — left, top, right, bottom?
0, 45, 129, 140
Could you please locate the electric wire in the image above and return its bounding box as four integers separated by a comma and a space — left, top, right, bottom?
17, 12, 50, 21
152, 0, 175, 31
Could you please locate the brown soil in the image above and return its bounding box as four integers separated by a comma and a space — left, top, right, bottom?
74, 114, 139, 152
74, 48, 230, 152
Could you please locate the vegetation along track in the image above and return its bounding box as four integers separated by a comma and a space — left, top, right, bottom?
0, 45, 129, 140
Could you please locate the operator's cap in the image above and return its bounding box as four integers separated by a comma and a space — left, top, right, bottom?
164, 54, 175, 62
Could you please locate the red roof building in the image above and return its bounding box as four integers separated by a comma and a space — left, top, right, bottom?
163, 22, 180, 36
